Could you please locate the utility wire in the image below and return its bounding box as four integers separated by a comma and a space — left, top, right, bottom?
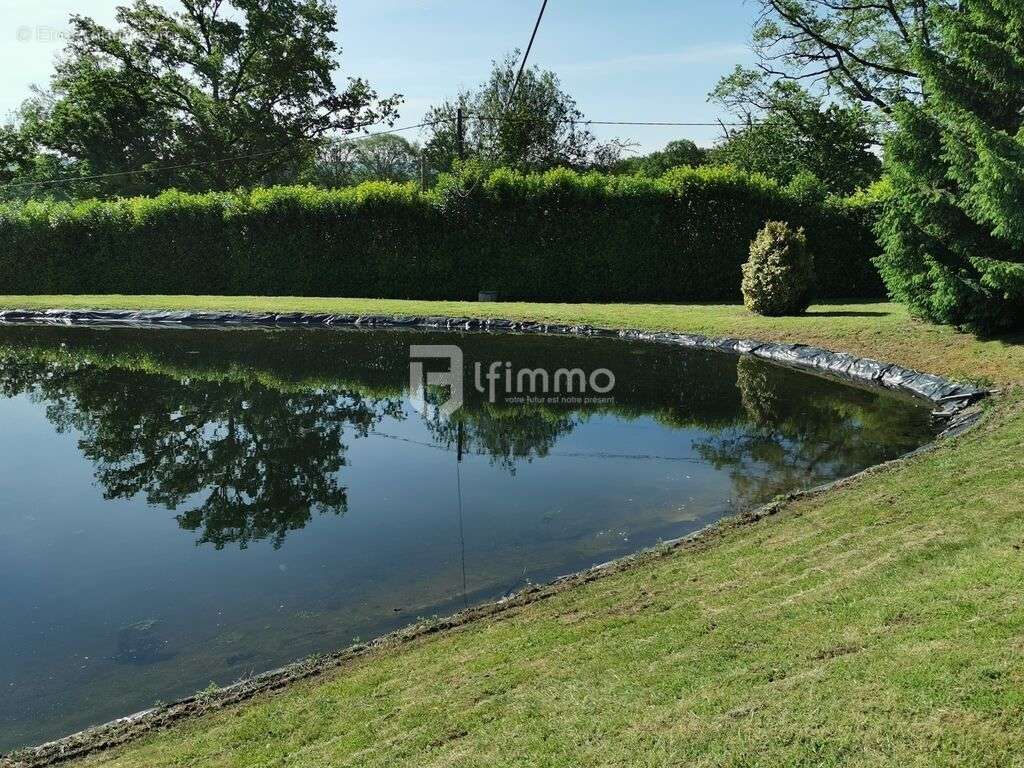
1, 114, 751, 192
455, 439, 469, 610
571, 120, 753, 127
0, 119, 440, 192
508, 0, 549, 107
469, 114, 754, 127
367, 429, 705, 464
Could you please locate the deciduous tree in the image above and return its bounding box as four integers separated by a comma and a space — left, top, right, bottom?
19, 0, 399, 195
709, 67, 881, 194
423, 52, 624, 173
750, 0, 952, 112
609, 139, 707, 177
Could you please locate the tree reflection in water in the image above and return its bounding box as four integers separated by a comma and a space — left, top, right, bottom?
0, 326, 934, 549
422, 406, 578, 473
0, 356, 403, 549
694, 356, 930, 507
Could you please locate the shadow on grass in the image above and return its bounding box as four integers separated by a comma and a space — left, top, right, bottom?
976, 329, 1024, 347
806, 310, 891, 318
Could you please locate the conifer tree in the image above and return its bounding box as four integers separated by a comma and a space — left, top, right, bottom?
876, 0, 1024, 332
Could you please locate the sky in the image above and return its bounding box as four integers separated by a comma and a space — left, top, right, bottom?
0, 0, 759, 153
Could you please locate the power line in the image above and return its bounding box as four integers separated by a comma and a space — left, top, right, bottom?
1, 113, 752, 193
573, 120, 753, 127
455, 421, 469, 610
367, 430, 705, 464
470, 114, 754, 127
0, 119, 440, 192
0, 1, 747, 194
508, 0, 549, 107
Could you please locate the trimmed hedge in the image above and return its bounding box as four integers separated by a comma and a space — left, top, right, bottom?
0, 166, 884, 301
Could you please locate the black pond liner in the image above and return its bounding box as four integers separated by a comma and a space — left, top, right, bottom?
0, 308, 989, 768
0, 308, 987, 417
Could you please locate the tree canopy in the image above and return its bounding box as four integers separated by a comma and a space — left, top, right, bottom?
422, 52, 626, 173
9, 0, 399, 197
708, 67, 882, 195
748, 0, 953, 112
609, 140, 708, 177
302, 133, 421, 187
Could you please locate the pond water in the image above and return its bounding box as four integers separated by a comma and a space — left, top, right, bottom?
0, 324, 937, 751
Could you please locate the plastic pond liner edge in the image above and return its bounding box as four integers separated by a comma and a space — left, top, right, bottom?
0, 308, 990, 768
0, 308, 987, 417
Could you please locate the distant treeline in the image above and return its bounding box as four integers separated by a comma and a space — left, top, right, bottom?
0, 165, 884, 301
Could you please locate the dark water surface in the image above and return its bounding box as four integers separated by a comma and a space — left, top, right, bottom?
0, 324, 936, 751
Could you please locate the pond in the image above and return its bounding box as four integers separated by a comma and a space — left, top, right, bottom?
0, 323, 937, 751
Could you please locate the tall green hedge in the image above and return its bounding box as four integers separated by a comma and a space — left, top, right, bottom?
0, 166, 884, 301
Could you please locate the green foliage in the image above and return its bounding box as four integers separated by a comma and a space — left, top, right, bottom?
301, 134, 422, 188
783, 170, 828, 203
422, 52, 625, 173
748, 1, 938, 112
1, 117, 101, 201
742, 221, 815, 316
609, 140, 708, 176
0, 166, 881, 301
10, 0, 399, 197
709, 69, 882, 195
875, 0, 1024, 333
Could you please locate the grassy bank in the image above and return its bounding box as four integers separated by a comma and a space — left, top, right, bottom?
2, 297, 1022, 767
2, 296, 1022, 386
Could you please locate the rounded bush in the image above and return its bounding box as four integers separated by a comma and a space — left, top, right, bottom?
741, 220, 814, 316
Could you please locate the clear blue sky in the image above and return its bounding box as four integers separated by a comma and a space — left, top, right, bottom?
1, 0, 758, 153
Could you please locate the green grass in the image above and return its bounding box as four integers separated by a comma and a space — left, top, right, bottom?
3, 296, 1023, 767
2, 296, 1022, 386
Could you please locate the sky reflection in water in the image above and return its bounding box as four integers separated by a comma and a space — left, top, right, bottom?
0, 324, 936, 751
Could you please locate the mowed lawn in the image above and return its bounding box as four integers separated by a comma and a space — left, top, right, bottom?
2, 296, 1022, 386
2, 297, 1022, 767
